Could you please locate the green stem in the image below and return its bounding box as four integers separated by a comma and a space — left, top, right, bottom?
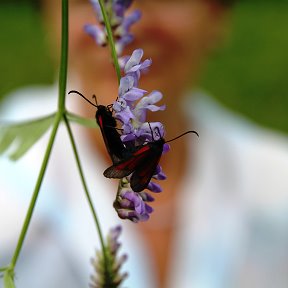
58, 0, 69, 112
98, 0, 121, 83
10, 115, 61, 267
63, 115, 109, 269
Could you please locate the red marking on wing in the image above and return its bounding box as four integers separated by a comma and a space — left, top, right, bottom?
98, 115, 103, 127
103, 144, 152, 179
133, 145, 150, 155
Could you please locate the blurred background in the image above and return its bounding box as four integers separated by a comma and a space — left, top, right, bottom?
0, 0, 287, 133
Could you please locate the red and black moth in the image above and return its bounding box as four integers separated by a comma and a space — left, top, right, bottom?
104, 128, 199, 192
68, 90, 126, 164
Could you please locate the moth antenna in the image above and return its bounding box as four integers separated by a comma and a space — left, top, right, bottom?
166, 130, 199, 143
92, 94, 98, 106
148, 122, 155, 141
107, 103, 114, 111
69, 90, 98, 108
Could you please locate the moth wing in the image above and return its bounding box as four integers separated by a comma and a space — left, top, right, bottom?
103, 144, 151, 179
130, 145, 163, 192
96, 107, 126, 163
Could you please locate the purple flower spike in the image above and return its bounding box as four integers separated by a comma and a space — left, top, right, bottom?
109, 49, 170, 222
85, 0, 140, 56
90, 225, 128, 287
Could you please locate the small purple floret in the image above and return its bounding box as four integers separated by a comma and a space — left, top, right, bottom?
114, 189, 154, 223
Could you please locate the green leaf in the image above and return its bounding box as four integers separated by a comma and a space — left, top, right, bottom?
3, 270, 15, 288
66, 112, 97, 128
0, 113, 55, 161
0, 267, 7, 272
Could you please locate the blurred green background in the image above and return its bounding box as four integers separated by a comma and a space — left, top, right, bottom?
0, 1, 287, 133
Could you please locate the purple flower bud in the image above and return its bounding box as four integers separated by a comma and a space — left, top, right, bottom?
114, 10, 142, 37
147, 182, 162, 193
139, 191, 155, 202
115, 34, 134, 55
90, 0, 103, 22
163, 143, 171, 154
153, 165, 167, 180
84, 24, 107, 46
114, 189, 154, 223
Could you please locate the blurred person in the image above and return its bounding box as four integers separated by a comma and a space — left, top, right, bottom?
1, 0, 288, 288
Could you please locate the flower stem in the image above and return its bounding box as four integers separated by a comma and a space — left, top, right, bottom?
63, 115, 109, 271
58, 0, 69, 112
10, 115, 61, 267
98, 0, 121, 83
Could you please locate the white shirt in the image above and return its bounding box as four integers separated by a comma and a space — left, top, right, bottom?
1, 86, 288, 288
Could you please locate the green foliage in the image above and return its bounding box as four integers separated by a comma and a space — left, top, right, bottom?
0, 3, 54, 101
201, 2, 288, 133
67, 112, 97, 128
0, 114, 55, 160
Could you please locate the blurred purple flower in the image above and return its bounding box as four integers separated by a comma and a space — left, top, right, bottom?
90, 225, 128, 287
84, 0, 141, 56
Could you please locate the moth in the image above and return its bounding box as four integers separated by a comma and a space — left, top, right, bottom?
69, 90, 126, 164
104, 128, 198, 192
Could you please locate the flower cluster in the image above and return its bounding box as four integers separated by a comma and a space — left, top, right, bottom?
90, 226, 128, 288
84, 0, 141, 55
112, 49, 169, 223
84, 1, 169, 223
